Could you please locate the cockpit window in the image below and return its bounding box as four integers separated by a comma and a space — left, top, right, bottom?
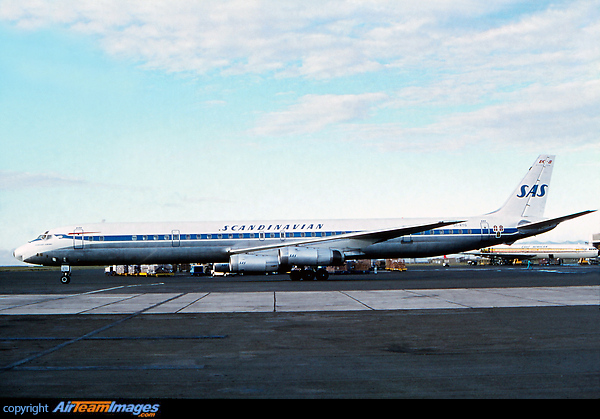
34, 231, 51, 241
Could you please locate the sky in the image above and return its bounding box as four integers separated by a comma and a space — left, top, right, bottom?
1, 0, 599, 265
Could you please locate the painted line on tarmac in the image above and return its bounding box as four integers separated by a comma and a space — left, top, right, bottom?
0, 282, 165, 313
0, 293, 185, 372
0, 286, 598, 315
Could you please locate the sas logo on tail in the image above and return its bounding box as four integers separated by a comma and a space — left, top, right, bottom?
517, 184, 548, 198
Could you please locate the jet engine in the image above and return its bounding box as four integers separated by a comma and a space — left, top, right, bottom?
221, 248, 344, 275
229, 254, 279, 273
278, 247, 344, 267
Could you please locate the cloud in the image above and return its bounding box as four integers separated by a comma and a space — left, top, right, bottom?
390, 2, 600, 104
341, 79, 600, 152
0, 170, 90, 190
455, 80, 600, 148
250, 92, 389, 136
4, 0, 594, 81
1, 0, 597, 152
2, 0, 373, 76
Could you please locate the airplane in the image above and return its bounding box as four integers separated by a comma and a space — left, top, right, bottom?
468, 243, 599, 265
13, 154, 596, 283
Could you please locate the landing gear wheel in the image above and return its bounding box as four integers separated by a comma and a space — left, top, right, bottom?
290, 269, 302, 281
315, 268, 329, 281
60, 264, 71, 284
301, 268, 315, 281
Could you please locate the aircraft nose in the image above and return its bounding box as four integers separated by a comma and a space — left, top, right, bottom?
13, 244, 29, 263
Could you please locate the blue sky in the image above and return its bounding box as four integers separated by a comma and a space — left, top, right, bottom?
1, 0, 599, 265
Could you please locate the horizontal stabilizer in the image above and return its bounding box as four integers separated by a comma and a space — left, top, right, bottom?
517, 210, 597, 232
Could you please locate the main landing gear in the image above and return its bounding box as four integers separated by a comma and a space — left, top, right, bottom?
289, 267, 329, 281
60, 265, 71, 284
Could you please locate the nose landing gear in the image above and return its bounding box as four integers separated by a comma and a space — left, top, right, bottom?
60, 265, 71, 284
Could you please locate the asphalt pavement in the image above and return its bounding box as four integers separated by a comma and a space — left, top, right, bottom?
0, 265, 598, 400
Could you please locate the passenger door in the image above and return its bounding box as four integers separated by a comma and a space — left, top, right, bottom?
171, 229, 181, 247
480, 221, 491, 243
73, 227, 84, 249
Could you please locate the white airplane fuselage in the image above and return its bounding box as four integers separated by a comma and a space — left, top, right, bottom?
13, 216, 541, 267
479, 244, 599, 260
12, 154, 596, 282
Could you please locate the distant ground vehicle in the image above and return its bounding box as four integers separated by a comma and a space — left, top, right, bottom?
190, 264, 210, 276
104, 264, 173, 276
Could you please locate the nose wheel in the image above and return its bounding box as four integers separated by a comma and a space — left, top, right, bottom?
60, 265, 71, 284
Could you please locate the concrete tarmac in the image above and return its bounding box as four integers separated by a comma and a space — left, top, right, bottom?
1, 265, 599, 398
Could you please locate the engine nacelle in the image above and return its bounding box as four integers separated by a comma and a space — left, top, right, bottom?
229, 254, 279, 273
278, 247, 344, 267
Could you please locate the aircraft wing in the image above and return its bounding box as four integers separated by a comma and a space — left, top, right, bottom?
517, 210, 597, 232
228, 220, 464, 255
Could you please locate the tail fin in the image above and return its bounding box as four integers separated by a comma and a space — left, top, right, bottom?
493, 155, 555, 218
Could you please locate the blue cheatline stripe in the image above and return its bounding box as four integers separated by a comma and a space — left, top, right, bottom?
57, 228, 519, 243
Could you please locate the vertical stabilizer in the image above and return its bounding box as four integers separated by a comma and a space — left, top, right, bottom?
494, 155, 555, 219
